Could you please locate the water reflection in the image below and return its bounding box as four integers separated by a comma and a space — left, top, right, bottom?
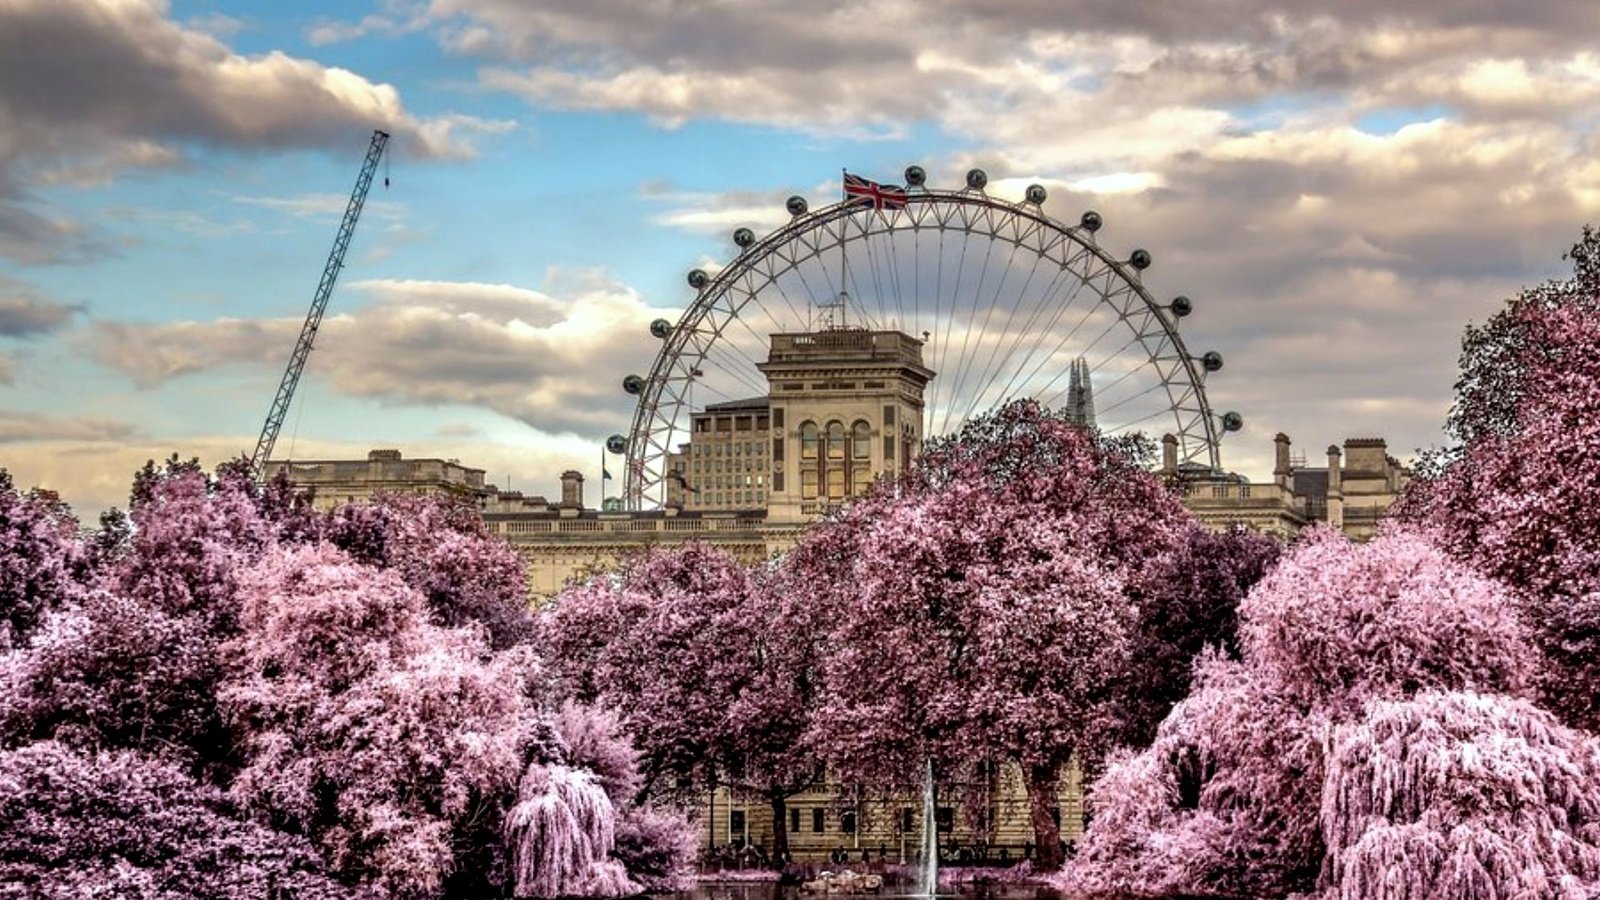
673, 881, 1067, 900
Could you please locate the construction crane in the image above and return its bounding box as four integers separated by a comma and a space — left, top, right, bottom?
250, 129, 390, 480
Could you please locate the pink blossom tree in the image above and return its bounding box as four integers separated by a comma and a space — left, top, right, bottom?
1398, 230, 1600, 730
0, 590, 219, 760
222, 543, 547, 896
324, 492, 533, 649
1065, 527, 1543, 897
0, 469, 84, 646
0, 741, 349, 898
539, 543, 755, 792
539, 543, 825, 865
804, 400, 1191, 871
1320, 691, 1600, 898
1118, 523, 1282, 747
551, 701, 698, 892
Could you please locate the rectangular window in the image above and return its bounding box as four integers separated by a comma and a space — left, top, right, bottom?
773, 437, 785, 461
883, 405, 896, 427
884, 436, 895, 461
801, 469, 819, 500
827, 467, 846, 500
812, 809, 825, 833
773, 473, 784, 492
841, 810, 857, 834
901, 808, 914, 834
937, 807, 954, 833
772, 409, 785, 428
730, 810, 747, 843
851, 468, 872, 496
790, 808, 800, 834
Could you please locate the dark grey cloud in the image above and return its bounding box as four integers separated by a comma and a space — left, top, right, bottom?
0, 0, 506, 264
0, 279, 81, 337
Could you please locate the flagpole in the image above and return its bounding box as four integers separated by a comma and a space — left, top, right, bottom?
839, 168, 848, 329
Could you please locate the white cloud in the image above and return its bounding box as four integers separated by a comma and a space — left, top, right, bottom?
85, 273, 680, 435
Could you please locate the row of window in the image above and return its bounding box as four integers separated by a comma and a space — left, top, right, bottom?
695, 491, 765, 507
798, 419, 874, 501
730, 804, 1063, 837
691, 441, 767, 458
798, 420, 872, 461
693, 458, 765, 474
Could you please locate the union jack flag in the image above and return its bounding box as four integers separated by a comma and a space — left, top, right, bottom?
843, 172, 908, 210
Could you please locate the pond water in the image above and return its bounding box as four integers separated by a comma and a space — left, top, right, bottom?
675, 880, 1067, 900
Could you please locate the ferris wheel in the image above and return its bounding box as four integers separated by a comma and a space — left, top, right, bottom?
610, 166, 1240, 510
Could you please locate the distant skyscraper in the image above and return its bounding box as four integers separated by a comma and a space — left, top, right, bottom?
1065, 357, 1097, 430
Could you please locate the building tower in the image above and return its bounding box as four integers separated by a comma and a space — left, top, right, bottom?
760, 329, 933, 523
1065, 357, 1097, 429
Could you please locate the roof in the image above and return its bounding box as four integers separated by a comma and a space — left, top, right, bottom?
702, 396, 770, 413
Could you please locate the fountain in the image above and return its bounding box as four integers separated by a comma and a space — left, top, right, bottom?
918, 759, 939, 897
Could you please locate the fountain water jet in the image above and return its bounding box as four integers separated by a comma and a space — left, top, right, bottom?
918, 759, 939, 897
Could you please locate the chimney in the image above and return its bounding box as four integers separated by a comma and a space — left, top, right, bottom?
1274, 433, 1292, 489
1160, 433, 1178, 474
559, 470, 584, 510
1325, 445, 1344, 532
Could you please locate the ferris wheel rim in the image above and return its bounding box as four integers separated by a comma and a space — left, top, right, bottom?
620, 186, 1222, 510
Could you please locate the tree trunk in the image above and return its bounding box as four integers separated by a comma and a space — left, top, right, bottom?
769, 791, 790, 868
1025, 762, 1065, 872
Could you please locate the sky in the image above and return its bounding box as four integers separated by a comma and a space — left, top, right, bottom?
1, 0, 1597, 517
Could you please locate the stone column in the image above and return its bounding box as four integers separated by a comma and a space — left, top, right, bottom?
1325, 445, 1344, 533
559, 470, 584, 510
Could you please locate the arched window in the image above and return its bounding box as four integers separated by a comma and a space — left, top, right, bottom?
851, 421, 871, 461
800, 421, 819, 460
847, 420, 874, 497
825, 421, 846, 500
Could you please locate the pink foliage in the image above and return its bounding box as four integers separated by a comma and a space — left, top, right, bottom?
120, 464, 272, 627
553, 700, 645, 805
1399, 293, 1600, 728
503, 763, 639, 899
1321, 692, 1600, 898
325, 492, 532, 649
540, 543, 757, 786
1066, 527, 1542, 897
612, 804, 700, 892
1120, 524, 1282, 746
799, 400, 1189, 870
0, 741, 349, 898
1065, 655, 1324, 897
223, 543, 543, 896
0, 469, 83, 646
1240, 526, 1538, 716
0, 589, 219, 756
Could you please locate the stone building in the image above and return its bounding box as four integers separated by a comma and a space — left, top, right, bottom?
262, 448, 486, 510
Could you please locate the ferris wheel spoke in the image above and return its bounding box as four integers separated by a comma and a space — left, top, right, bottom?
997, 268, 1098, 403
980, 247, 1082, 400
949, 234, 1040, 426
940, 225, 1007, 433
